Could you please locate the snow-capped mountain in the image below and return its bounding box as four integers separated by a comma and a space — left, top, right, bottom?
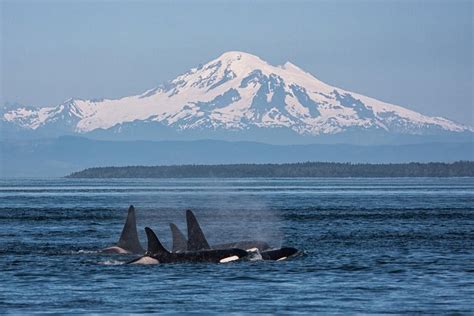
2, 51, 472, 142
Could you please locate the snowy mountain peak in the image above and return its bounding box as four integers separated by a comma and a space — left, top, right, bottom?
216, 50, 264, 63
2, 51, 472, 141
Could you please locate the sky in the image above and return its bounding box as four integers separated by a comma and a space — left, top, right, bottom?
1, 0, 473, 126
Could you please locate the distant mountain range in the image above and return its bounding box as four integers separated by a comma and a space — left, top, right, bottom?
2, 52, 472, 177
1, 137, 472, 177
2, 51, 472, 144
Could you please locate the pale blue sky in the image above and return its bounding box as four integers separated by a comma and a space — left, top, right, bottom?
1, 0, 473, 125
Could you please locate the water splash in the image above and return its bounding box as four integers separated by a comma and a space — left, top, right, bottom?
98, 260, 125, 266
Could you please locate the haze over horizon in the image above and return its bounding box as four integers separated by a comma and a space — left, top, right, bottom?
1, 0, 473, 126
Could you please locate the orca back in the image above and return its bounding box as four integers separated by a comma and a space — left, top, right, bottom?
261, 247, 298, 261
116, 205, 144, 254
186, 210, 211, 251
173, 248, 248, 263
145, 227, 170, 256
170, 223, 188, 252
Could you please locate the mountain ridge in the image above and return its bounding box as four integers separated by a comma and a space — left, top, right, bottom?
2, 51, 472, 144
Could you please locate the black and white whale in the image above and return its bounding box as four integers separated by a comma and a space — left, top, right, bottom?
100, 205, 145, 254
128, 227, 248, 264
260, 247, 298, 261
173, 210, 298, 260
169, 223, 188, 253
168, 210, 271, 252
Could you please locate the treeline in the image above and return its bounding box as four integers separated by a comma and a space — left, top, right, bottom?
66, 161, 474, 178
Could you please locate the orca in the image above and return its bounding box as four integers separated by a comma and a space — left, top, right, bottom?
186, 209, 210, 251
260, 247, 298, 261
128, 227, 248, 264
169, 223, 188, 253
181, 210, 299, 261
183, 210, 271, 252
100, 205, 145, 254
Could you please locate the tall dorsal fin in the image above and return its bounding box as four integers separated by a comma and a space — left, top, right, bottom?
145, 227, 170, 255
186, 209, 210, 251
170, 223, 188, 252
116, 205, 144, 253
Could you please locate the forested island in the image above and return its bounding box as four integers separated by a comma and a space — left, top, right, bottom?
66, 161, 474, 178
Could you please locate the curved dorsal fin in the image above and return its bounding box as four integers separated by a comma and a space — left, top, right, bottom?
170, 223, 188, 252
145, 227, 170, 255
186, 210, 211, 251
117, 205, 144, 253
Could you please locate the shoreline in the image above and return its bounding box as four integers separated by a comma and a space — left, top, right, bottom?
66, 161, 474, 178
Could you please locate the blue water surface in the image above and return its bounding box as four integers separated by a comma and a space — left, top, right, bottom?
0, 178, 473, 314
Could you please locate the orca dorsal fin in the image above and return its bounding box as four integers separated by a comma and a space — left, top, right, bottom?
186, 210, 211, 251
170, 223, 188, 252
117, 205, 144, 253
145, 227, 170, 255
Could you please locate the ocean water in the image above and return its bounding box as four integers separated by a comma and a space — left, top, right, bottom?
0, 178, 473, 314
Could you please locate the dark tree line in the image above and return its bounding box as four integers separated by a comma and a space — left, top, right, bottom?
66, 161, 474, 178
